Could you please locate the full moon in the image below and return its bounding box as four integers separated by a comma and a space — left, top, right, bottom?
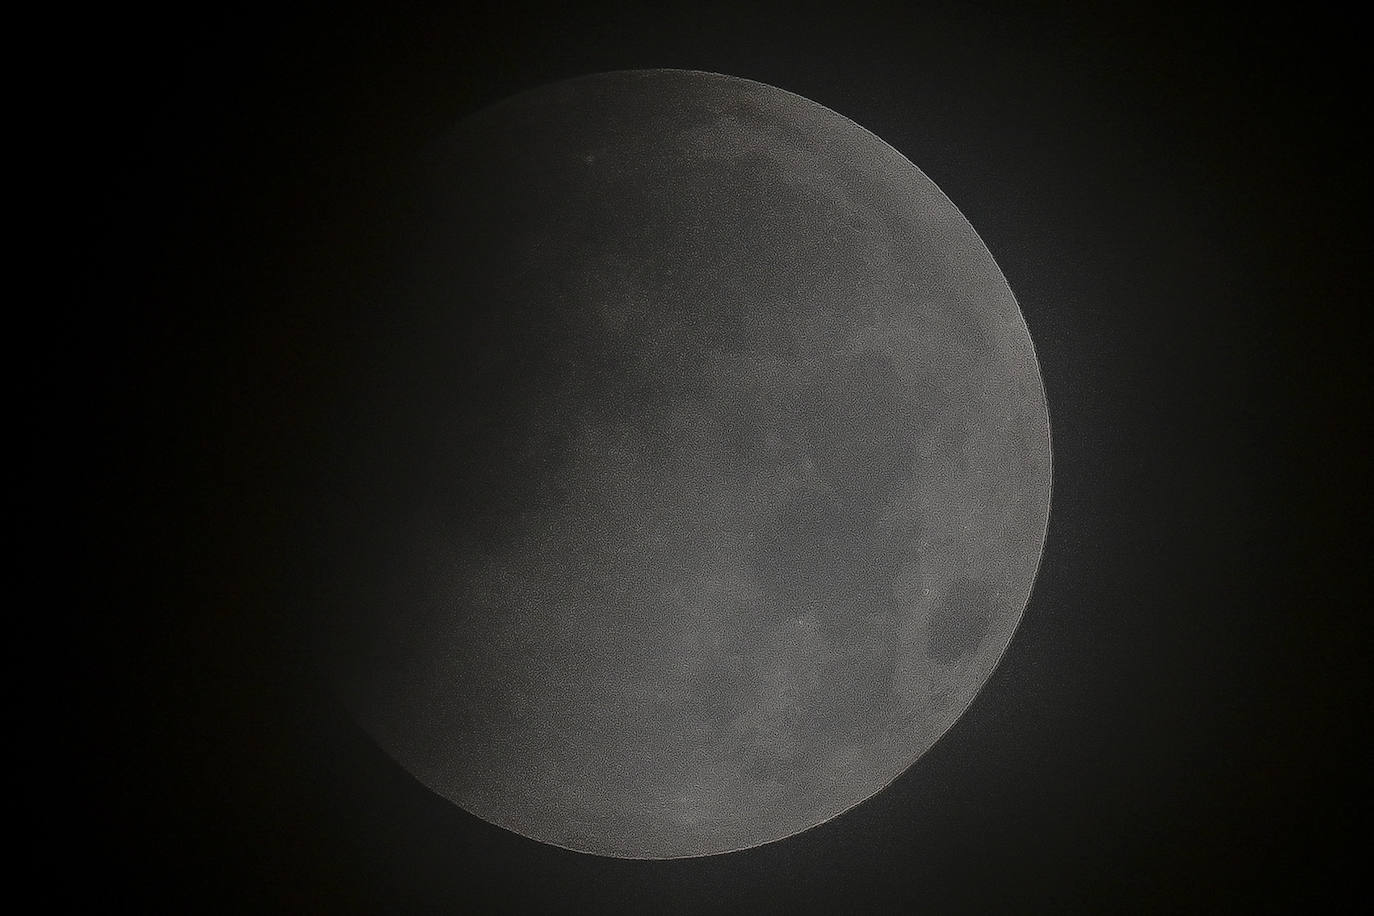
333, 69, 1051, 858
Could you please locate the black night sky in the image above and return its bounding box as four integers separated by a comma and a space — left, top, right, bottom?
71, 2, 1362, 912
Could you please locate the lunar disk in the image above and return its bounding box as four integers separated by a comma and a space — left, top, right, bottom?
334, 69, 1052, 858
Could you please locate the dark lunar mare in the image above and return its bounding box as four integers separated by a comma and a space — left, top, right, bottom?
328, 70, 1051, 858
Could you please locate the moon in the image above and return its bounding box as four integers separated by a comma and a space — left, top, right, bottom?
332, 69, 1051, 859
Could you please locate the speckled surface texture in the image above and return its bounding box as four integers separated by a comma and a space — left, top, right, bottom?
339, 70, 1051, 858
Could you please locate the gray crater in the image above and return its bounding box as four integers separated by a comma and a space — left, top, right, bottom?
926, 577, 996, 663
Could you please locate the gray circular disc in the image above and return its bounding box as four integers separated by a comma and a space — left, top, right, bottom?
340, 69, 1051, 858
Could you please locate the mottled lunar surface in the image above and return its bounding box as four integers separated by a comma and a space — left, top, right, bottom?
337, 70, 1051, 858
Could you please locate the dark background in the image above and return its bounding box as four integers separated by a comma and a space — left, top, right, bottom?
69, 1, 1362, 912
